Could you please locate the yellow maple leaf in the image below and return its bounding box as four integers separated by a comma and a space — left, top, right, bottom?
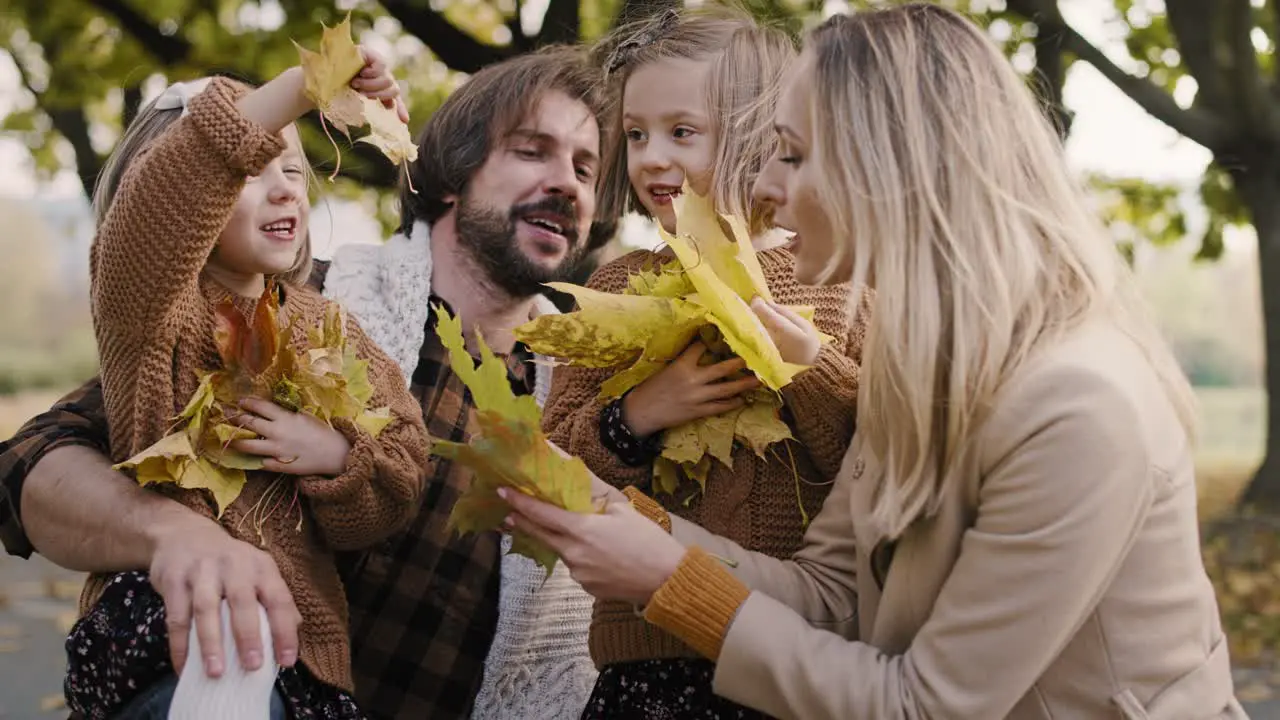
516, 283, 703, 369
509, 188, 824, 497
669, 188, 773, 303
115, 431, 198, 487
294, 13, 365, 109
358, 96, 419, 165
294, 14, 417, 180
659, 188, 811, 393
176, 457, 247, 518
734, 390, 794, 457
432, 306, 594, 575
355, 406, 394, 437
324, 88, 367, 137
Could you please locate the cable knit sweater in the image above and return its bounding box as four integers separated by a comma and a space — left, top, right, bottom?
542, 247, 868, 669
322, 221, 599, 718
86, 77, 430, 694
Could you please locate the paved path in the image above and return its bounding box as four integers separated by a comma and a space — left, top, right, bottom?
1, 554, 1278, 718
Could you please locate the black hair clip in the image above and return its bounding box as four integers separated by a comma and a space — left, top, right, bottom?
605, 8, 680, 74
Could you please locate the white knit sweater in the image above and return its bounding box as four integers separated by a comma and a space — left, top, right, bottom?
324, 221, 598, 720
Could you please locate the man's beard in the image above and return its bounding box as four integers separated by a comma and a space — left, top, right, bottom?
454, 193, 584, 299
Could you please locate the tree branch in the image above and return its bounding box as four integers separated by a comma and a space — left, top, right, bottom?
379, 0, 513, 73
537, 0, 581, 46
1007, 0, 1230, 152
1029, 19, 1073, 138
1164, 0, 1229, 111
83, 0, 192, 65
10, 52, 103, 196
1220, 0, 1277, 138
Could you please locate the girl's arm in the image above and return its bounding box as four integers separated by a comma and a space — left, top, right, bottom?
541, 261, 654, 489
778, 289, 871, 479
296, 312, 431, 551
90, 74, 303, 344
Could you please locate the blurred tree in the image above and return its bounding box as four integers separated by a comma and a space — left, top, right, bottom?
6, 0, 1280, 507
988, 0, 1280, 507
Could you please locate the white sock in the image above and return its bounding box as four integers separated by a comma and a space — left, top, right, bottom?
168, 600, 278, 719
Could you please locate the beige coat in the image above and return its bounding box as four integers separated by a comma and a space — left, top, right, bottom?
669, 321, 1245, 719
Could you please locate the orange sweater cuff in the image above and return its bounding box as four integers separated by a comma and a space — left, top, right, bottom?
643, 546, 751, 662
622, 485, 671, 533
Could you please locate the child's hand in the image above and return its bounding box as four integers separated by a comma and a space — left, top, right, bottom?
231, 398, 353, 476
751, 297, 821, 365
622, 342, 761, 439
351, 45, 409, 124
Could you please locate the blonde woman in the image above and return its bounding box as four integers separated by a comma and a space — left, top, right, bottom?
504, 5, 1245, 718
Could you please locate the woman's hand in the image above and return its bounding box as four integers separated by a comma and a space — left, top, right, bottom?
500, 486, 686, 605
230, 398, 352, 476
350, 45, 409, 123
623, 342, 761, 438
751, 298, 821, 365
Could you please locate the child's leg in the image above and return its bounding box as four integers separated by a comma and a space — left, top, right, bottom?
115, 673, 289, 719
64, 572, 174, 719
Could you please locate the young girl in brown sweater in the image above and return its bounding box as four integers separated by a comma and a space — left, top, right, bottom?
541, 6, 868, 719
66, 53, 429, 718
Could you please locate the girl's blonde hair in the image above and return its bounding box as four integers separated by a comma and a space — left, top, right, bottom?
594, 4, 796, 236
804, 5, 1197, 538
92, 76, 314, 286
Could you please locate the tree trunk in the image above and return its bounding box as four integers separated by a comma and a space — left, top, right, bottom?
1236, 164, 1280, 511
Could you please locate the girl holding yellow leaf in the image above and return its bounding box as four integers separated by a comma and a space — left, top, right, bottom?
67, 44, 428, 719
535, 5, 869, 718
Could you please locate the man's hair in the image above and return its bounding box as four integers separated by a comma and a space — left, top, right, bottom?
398, 45, 617, 251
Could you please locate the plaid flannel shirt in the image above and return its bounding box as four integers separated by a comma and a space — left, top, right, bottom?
0, 260, 536, 719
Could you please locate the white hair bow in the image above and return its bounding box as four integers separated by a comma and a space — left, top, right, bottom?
154, 78, 213, 117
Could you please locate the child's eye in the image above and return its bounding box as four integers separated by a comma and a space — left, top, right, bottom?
780, 156, 801, 166
624, 128, 646, 143
672, 126, 698, 140
285, 167, 306, 176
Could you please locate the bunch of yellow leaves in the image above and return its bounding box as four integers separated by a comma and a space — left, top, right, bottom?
114, 282, 394, 517
293, 14, 418, 181
515, 186, 827, 495
430, 305, 596, 575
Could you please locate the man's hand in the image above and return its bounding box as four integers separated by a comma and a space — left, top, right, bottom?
149, 522, 301, 678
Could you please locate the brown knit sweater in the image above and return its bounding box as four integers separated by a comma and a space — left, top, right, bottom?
87, 78, 430, 694
541, 247, 867, 668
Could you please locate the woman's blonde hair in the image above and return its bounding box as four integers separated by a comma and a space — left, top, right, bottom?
92, 76, 314, 286
804, 5, 1197, 538
594, 3, 796, 235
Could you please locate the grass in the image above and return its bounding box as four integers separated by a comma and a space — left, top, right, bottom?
1194, 386, 1264, 520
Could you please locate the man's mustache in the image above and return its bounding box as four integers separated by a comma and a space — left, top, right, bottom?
512, 197, 579, 245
